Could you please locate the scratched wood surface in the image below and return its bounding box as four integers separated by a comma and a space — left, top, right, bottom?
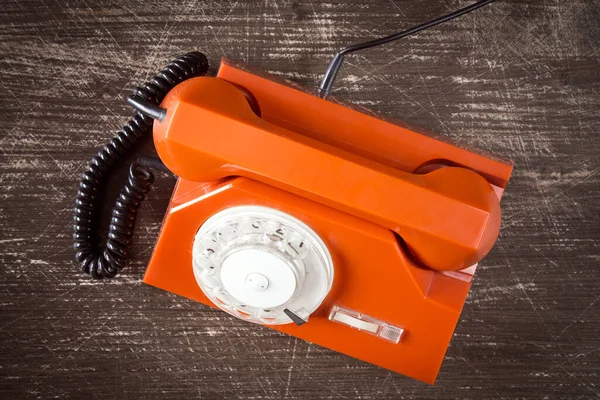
1, 0, 599, 398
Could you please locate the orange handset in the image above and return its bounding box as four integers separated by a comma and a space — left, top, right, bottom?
154, 67, 504, 272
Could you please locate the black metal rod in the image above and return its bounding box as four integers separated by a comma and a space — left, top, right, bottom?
317, 0, 497, 98
127, 96, 167, 121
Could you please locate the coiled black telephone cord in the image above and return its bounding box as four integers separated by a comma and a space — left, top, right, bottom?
73, 52, 209, 279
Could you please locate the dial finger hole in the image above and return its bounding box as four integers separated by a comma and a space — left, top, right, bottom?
285, 236, 309, 260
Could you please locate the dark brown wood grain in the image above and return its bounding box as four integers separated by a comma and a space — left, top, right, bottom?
1, 0, 599, 398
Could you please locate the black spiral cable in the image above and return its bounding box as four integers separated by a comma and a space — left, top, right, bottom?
73, 52, 209, 279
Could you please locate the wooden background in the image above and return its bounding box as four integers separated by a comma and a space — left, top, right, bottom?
1, 0, 599, 398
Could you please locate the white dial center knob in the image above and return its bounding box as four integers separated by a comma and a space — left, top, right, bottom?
220, 248, 297, 309
246, 273, 269, 291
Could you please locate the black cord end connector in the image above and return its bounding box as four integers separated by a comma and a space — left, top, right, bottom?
127, 97, 167, 121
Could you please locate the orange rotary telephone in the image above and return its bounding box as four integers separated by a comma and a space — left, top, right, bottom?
73, 0, 511, 384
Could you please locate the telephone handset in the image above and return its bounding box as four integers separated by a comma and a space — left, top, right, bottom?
73, 0, 511, 384
153, 75, 502, 272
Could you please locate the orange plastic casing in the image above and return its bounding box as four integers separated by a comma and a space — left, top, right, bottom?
143, 59, 513, 383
